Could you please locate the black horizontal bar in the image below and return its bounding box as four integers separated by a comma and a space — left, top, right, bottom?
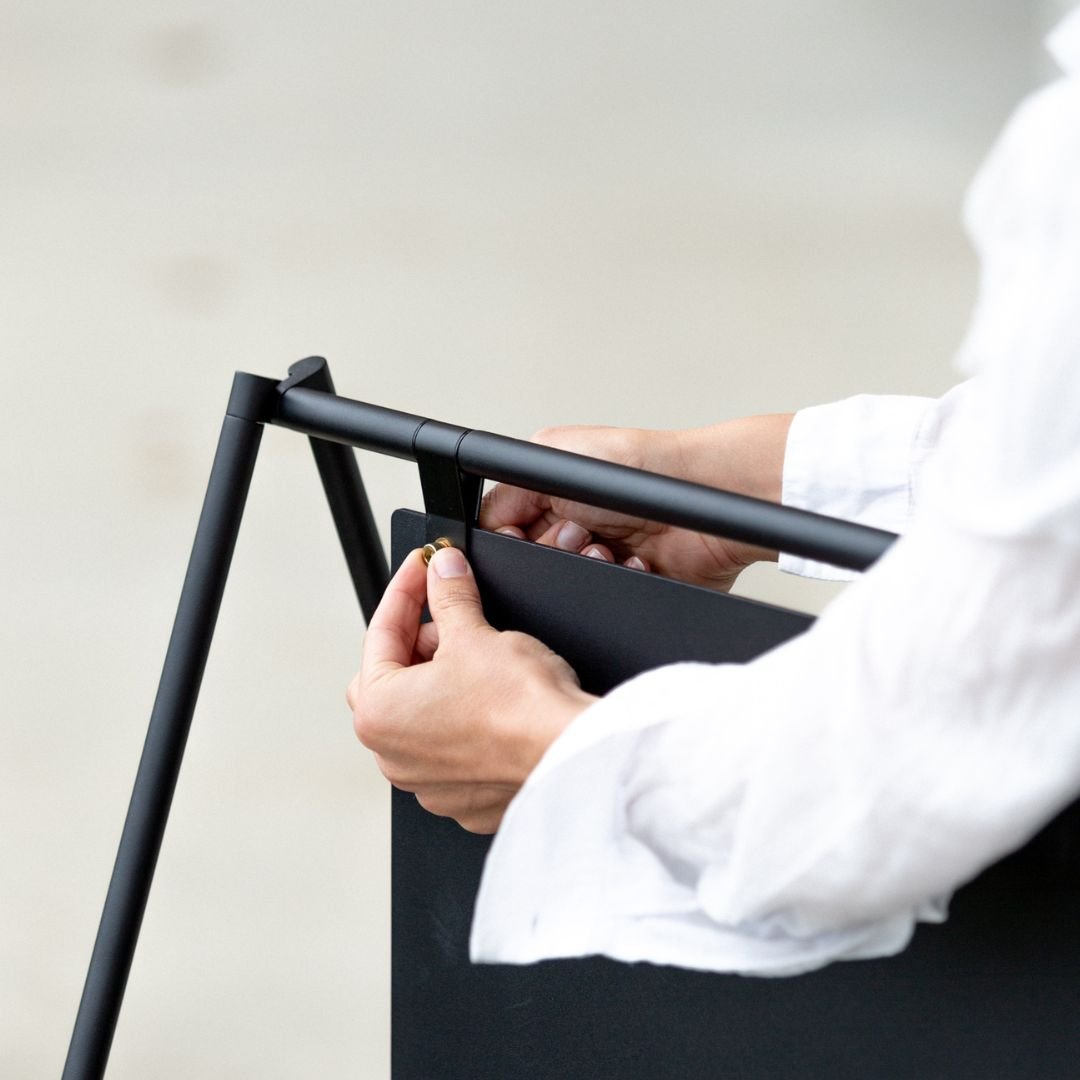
458, 432, 894, 572
268, 382, 895, 572
275, 386, 426, 459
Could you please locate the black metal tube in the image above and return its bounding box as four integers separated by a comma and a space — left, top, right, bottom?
270, 388, 895, 572
286, 361, 390, 622
62, 400, 264, 1080
312, 441, 390, 621
275, 386, 424, 459
459, 432, 895, 571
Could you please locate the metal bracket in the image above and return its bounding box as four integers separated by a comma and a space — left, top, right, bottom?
412, 420, 483, 555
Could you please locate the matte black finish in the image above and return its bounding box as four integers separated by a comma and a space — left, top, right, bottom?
391, 510, 812, 688
225, 371, 279, 423
278, 358, 389, 621
391, 509, 1080, 1080
73, 361, 1076, 1080
413, 419, 484, 553
275, 384, 425, 459
458, 431, 894, 572
63, 382, 265, 1080
269, 385, 895, 573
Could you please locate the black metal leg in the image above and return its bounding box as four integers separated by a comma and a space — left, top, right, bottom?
311, 435, 391, 622
62, 379, 270, 1080
279, 357, 390, 622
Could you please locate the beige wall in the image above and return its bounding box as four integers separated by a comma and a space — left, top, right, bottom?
1, 2, 1058, 1076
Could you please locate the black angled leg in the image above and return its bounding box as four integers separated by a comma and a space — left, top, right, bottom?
278, 357, 390, 622
62, 373, 275, 1080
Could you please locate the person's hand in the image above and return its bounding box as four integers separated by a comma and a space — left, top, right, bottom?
480, 419, 790, 591
347, 544, 596, 833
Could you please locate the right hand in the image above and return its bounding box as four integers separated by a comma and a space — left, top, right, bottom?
479, 425, 775, 592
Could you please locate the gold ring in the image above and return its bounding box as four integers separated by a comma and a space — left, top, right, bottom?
421, 537, 453, 565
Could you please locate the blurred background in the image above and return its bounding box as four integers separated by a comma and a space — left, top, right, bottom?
2, 1, 1073, 1076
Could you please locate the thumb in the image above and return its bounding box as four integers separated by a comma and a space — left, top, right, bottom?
426, 545, 489, 639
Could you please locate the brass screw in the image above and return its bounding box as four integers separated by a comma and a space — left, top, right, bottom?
421, 537, 453, 565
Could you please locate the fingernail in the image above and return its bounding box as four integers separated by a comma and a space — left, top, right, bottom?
625, 556, 646, 571
586, 547, 607, 560
496, 526, 521, 537
556, 520, 589, 551
432, 546, 468, 578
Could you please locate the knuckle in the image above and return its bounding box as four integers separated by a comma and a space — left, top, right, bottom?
533, 424, 594, 452
459, 814, 499, 835
415, 791, 448, 817
345, 673, 361, 712
352, 706, 374, 747
372, 620, 418, 657
435, 586, 480, 613
352, 694, 386, 749
502, 630, 543, 657
531, 425, 568, 448
381, 761, 410, 790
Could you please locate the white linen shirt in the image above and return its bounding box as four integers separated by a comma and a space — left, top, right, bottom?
471, 8, 1080, 976
778, 385, 970, 581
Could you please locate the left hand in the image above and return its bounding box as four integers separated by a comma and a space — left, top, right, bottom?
347, 544, 596, 833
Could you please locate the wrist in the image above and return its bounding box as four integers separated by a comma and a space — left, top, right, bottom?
671, 414, 794, 566
513, 684, 596, 783
674, 415, 792, 500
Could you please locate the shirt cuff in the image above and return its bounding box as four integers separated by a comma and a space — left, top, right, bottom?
779, 395, 934, 580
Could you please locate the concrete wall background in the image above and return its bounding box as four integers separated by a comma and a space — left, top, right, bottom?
2, 2, 1063, 1076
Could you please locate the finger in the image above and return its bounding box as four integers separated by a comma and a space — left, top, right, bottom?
426, 546, 491, 639
534, 518, 593, 552
624, 555, 649, 571
523, 510, 564, 542
582, 544, 614, 562
360, 550, 428, 681
494, 525, 527, 540
480, 483, 548, 532
412, 622, 439, 663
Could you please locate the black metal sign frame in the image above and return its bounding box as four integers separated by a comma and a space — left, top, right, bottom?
62, 355, 900, 1078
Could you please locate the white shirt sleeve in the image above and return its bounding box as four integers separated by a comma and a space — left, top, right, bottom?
470, 14, 1080, 976
778, 387, 967, 581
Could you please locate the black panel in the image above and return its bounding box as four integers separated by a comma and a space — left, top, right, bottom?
391, 510, 1080, 1080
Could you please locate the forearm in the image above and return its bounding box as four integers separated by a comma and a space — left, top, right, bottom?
673, 414, 794, 505
481, 394, 961, 586
647, 415, 793, 569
